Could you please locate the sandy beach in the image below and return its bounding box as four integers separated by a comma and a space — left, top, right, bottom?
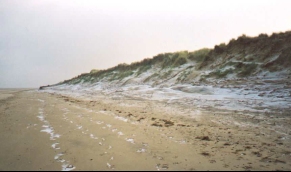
0, 89, 290, 171
2, 0, 291, 171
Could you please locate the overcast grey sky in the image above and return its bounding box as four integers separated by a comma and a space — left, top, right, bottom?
1, 0, 291, 88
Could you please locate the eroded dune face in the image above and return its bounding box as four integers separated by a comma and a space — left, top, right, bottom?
42, 31, 291, 114
42, 75, 291, 114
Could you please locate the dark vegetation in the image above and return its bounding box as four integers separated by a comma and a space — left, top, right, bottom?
58, 30, 291, 85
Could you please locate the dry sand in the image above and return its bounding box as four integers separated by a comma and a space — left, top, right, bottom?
0, 89, 290, 171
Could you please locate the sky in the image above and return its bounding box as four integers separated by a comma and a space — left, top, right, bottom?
0, 0, 291, 88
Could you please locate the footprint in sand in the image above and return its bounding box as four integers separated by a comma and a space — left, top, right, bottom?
62, 164, 75, 171
54, 153, 64, 162
156, 164, 169, 170
117, 131, 124, 136
52, 143, 60, 150
137, 148, 146, 153
125, 138, 135, 144
90, 134, 98, 140
106, 162, 114, 169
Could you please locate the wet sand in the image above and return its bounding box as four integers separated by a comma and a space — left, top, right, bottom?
0, 89, 290, 171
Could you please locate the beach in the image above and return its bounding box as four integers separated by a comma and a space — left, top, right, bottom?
0, 89, 290, 171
